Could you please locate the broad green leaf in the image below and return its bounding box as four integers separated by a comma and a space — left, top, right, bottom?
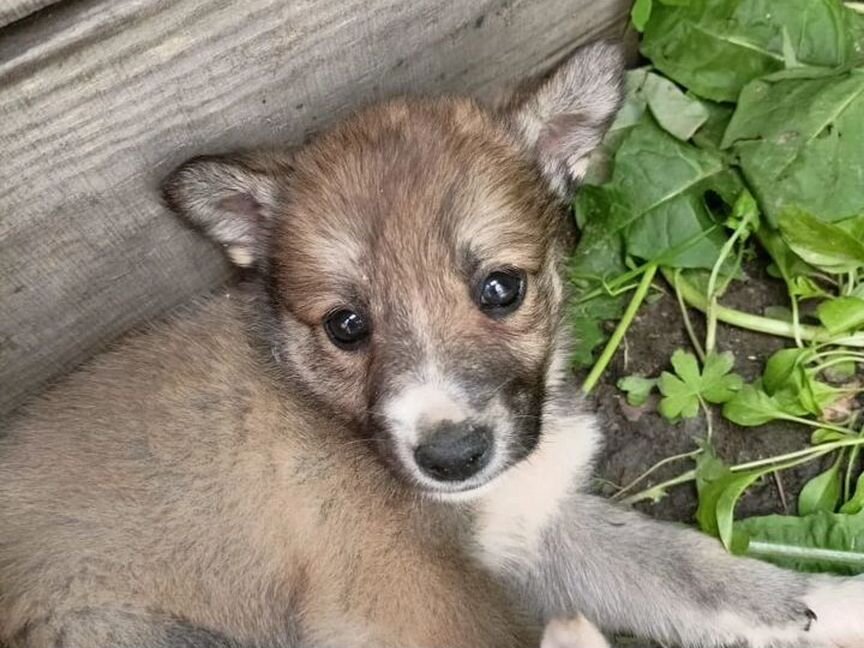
735, 511, 864, 574
722, 384, 785, 426
618, 375, 658, 406
772, 386, 812, 418
777, 207, 864, 274
691, 99, 735, 151
762, 347, 809, 395
695, 447, 734, 538
798, 460, 843, 516
817, 296, 864, 334
695, 448, 769, 550
643, 72, 710, 141
611, 118, 734, 268
837, 213, 864, 240
642, 0, 864, 102
723, 69, 864, 226
756, 226, 818, 285
573, 117, 733, 274
840, 472, 864, 514
631, 0, 653, 32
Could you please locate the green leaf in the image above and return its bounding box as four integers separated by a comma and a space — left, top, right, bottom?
631, 0, 653, 32
700, 351, 745, 403
823, 360, 857, 382
641, 0, 864, 102
658, 350, 743, 420
618, 375, 658, 406
610, 118, 736, 269
691, 99, 735, 151
840, 472, 864, 515
797, 373, 842, 417
756, 226, 818, 285
642, 72, 710, 141
777, 207, 864, 274
818, 296, 864, 334
569, 291, 625, 369
570, 186, 629, 276
798, 460, 842, 516
723, 69, 864, 226
722, 384, 786, 426
762, 347, 809, 395
734, 511, 864, 575
811, 428, 848, 445
695, 447, 768, 550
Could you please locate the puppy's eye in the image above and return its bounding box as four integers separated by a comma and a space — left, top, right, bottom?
324, 309, 370, 350
476, 270, 526, 316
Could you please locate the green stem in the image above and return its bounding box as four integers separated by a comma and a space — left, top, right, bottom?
790, 294, 803, 348
582, 264, 659, 394
812, 356, 864, 374
621, 436, 864, 505
705, 210, 753, 354
845, 443, 861, 502
663, 268, 864, 348
674, 269, 706, 362
813, 350, 864, 362
611, 449, 703, 501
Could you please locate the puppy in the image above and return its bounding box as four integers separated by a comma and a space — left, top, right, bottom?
1, 42, 862, 648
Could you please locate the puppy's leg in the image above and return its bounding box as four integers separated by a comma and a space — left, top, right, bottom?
474, 390, 864, 647
541, 617, 609, 648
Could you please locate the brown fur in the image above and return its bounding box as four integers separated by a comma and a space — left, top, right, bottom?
0, 42, 627, 647
0, 296, 536, 647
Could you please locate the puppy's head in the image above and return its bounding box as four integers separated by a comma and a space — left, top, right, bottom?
163, 43, 623, 497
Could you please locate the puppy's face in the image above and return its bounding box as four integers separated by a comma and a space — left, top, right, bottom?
164, 43, 623, 497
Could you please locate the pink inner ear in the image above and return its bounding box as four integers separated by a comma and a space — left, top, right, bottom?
536, 113, 595, 165
217, 192, 264, 222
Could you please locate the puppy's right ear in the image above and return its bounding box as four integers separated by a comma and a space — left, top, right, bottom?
510, 42, 625, 197
162, 155, 286, 267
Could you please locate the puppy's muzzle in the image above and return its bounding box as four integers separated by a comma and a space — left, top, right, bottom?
413, 422, 493, 482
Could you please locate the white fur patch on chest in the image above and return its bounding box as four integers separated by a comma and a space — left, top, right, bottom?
473, 408, 600, 570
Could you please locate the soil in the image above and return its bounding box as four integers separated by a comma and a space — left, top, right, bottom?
586, 262, 834, 647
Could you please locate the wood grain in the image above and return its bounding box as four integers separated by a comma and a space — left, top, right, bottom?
0, 0, 60, 29
0, 0, 630, 416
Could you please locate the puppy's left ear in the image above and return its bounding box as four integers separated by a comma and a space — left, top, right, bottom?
162, 153, 289, 268
511, 41, 625, 196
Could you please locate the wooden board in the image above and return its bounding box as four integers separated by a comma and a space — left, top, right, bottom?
0, 0, 60, 29
0, 0, 630, 417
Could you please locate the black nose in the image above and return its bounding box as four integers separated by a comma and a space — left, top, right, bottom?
413, 423, 493, 482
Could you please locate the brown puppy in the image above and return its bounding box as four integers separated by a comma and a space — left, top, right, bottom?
1, 42, 863, 648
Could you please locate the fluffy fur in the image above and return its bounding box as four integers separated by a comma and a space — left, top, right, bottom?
2, 41, 863, 648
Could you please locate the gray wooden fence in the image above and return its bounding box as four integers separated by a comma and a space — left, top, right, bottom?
0, 0, 631, 417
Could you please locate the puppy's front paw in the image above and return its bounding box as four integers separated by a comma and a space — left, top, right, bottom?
804, 576, 864, 647
540, 616, 609, 648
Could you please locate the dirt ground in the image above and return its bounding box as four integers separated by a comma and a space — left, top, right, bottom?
590, 262, 828, 522
586, 263, 832, 647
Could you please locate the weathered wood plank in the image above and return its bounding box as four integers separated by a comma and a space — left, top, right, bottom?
0, 0, 630, 416
0, 0, 60, 29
